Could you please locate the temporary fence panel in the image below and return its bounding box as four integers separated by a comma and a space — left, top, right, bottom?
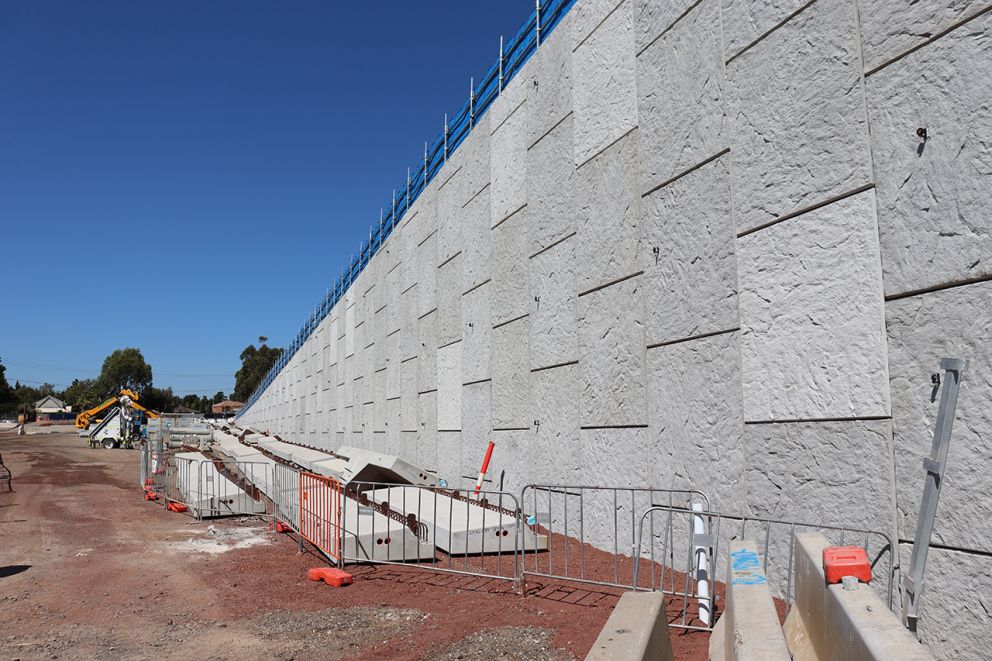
299, 471, 344, 561
272, 462, 301, 530
631, 505, 897, 632
519, 484, 710, 592
339, 482, 523, 580
169, 454, 270, 520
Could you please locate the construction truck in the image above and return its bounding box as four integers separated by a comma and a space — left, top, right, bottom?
75, 390, 159, 449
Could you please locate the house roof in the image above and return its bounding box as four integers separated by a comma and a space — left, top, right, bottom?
34, 395, 68, 411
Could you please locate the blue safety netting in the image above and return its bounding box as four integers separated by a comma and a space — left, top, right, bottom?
239, 0, 577, 417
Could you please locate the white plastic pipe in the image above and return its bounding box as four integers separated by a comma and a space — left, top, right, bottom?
692, 501, 712, 626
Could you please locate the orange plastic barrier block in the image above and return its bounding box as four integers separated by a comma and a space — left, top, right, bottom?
144, 491, 159, 501
307, 567, 353, 587
273, 521, 290, 533
823, 546, 871, 584
167, 502, 188, 513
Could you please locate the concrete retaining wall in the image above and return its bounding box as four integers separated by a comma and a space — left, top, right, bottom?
238, 1, 992, 657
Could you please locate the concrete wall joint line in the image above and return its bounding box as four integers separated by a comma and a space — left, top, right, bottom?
573, 0, 627, 52
884, 273, 992, 302
736, 183, 876, 238
461, 182, 491, 211
492, 312, 530, 330
438, 338, 462, 351
438, 250, 463, 269
417, 228, 438, 247
635, 0, 707, 58
462, 278, 493, 297
580, 424, 650, 430
641, 149, 731, 199
529, 231, 577, 260
575, 126, 638, 171
438, 164, 463, 190
645, 327, 740, 351
577, 270, 644, 297
899, 540, 992, 559
865, 3, 992, 77
528, 110, 575, 151
401, 282, 417, 296
531, 359, 580, 373
463, 377, 493, 386
725, 0, 819, 65
491, 202, 528, 230
491, 97, 528, 135
417, 388, 439, 395
417, 307, 438, 321
744, 415, 893, 425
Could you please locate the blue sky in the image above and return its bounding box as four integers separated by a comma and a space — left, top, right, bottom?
0, 0, 534, 396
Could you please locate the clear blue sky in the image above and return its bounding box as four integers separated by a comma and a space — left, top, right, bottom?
0, 0, 534, 396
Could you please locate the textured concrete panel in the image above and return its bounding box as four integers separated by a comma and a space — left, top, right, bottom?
385, 330, 401, 401
572, 0, 625, 46
490, 207, 530, 326
530, 236, 578, 370
437, 166, 464, 264
437, 254, 462, 347
492, 316, 531, 429
887, 281, 992, 551
398, 290, 418, 361
867, 14, 992, 296
490, 100, 529, 227
738, 191, 890, 421
632, 0, 696, 52
573, 1, 637, 166
400, 357, 418, 432
460, 114, 491, 204
406, 185, 438, 248
900, 544, 992, 661
721, 0, 808, 59
417, 310, 437, 394
647, 331, 744, 511
579, 276, 646, 427
461, 381, 493, 487
529, 12, 574, 145
437, 341, 462, 432
527, 114, 575, 256
415, 390, 438, 470
461, 185, 491, 293
345, 301, 356, 357
530, 364, 582, 484
742, 419, 894, 532
642, 154, 738, 346
637, 0, 725, 191
416, 230, 438, 318
462, 282, 491, 384
575, 130, 641, 293
436, 431, 461, 485
372, 368, 386, 433
859, 0, 987, 72
727, 0, 873, 234
580, 427, 652, 487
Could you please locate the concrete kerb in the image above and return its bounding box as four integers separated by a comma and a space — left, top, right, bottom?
784, 532, 934, 661
586, 591, 675, 661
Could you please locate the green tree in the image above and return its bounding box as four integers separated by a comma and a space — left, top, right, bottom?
61, 378, 100, 411
233, 343, 282, 402
0, 359, 15, 405
98, 348, 153, 396
141, 386, 177, 413
212, 391, 226, 403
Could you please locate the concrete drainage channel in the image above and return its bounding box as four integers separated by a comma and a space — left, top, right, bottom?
141, 418, 946, 660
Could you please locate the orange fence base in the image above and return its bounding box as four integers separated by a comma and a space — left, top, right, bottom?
307, 567, 353, 587
167, 502, 188, 513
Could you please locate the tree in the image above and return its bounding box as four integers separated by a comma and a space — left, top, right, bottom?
97, 348, 153, 396
258, 336, 268, 346
212, 391, 226, 403
62, 378, 100, 411
0, 359, 15, 405
233, 342, 282, 402
141, 386, 177, 413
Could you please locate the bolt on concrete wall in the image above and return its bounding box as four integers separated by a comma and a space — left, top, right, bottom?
238, 1, 992, 657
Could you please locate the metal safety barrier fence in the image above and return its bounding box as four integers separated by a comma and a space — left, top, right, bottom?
299, 471, 344, 561
237, 0, 578, 418
271, 461, 302, 530
165, 455, 272, 520
519, 485, 710, 592
631, 505, 897, 632
338, 481, 524, 583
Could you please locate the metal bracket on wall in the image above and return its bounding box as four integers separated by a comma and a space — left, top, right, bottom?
903, 357, 967, 634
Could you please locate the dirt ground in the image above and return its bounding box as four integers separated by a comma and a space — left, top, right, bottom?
0, 432, 711, 660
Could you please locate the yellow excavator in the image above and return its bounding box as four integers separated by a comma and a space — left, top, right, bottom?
75, 389, 159, 430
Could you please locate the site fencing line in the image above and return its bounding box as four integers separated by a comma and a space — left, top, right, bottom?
337, 482, 524, 584
237, 0, 578, 418
164, 455, 272, 520
299, 471, 344, 562
631, 505, 898, 632
271, 462, 302, 530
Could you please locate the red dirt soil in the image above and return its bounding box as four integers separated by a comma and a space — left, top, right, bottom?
0, 432, 712, 659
